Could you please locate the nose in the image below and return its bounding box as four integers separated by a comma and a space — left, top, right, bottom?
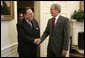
50, 11, 53, 14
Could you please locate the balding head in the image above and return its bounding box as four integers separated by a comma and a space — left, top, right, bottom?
26, 9, 33, 14
23, 7, 33, 14
24, 7, 34, 21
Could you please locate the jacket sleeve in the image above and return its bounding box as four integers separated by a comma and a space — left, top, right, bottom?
16, 23, 35, 44
40, 20, 50, 43
63, 18, 70, 51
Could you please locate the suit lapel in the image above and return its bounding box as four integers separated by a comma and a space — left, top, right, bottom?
24, 20, 32, 28
32, 20, 36, 29
23, 19, 34, 33
32, 19, 39, 31
55, 15, 61, 27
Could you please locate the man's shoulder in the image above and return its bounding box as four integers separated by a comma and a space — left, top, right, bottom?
60, 15, 69, 20
33, 19, 37, 23
48, 18, 52, 21
17, 19, 25, 26
32, 18, 39, 25
59, 15, 69, 22
47, 18, 52, 24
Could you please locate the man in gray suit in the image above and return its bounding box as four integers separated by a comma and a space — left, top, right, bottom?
40, 4, 70, 57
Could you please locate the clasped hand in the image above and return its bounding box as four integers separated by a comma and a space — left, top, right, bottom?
34, 38, 41, 45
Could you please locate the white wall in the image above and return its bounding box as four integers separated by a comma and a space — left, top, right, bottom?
1, 1, 18, 57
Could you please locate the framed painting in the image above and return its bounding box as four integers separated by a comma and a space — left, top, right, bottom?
1, 1, 14, 21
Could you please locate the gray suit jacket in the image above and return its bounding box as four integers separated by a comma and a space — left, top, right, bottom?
41, 15, 70, 56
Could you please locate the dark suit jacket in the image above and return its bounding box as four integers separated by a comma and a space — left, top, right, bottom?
41, 15, 70, 56
16, 19, 40, 56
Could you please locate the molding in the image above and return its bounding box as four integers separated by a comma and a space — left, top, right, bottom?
1, 43, 18, 57
1, 43, 18, 51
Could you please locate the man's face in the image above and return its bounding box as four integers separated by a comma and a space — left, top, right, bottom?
50, 6, 59, 17
25, 9, 34, 21
19, 13, 23, 20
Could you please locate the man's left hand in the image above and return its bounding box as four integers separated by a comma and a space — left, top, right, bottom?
62, 50, 67, 57
34, 38, 41, 45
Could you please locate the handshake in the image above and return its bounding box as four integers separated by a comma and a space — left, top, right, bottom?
34, 38, 41, 45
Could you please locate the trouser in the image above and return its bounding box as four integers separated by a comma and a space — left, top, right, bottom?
47, 49, 62, 57
18, 46, 37, 57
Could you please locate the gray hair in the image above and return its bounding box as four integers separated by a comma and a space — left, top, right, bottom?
51, 4, 61, 13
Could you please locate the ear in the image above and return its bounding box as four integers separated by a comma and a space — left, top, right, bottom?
24, 14, 27, 18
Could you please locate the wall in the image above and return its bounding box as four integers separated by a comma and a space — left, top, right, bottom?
34, 1, 40, 25
1, 1, 18, 57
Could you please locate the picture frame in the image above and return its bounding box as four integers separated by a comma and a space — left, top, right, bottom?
80, 1, 84, 11
1, 1, 14, 21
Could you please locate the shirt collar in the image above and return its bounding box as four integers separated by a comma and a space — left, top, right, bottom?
53, 14, 60, 24
55, 13, 60, 20
26, 19, 32, 24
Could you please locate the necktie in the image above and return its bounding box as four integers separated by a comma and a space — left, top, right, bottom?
27, 21, 32, 28
29, 22, 32, 28
52, 17, 56, 31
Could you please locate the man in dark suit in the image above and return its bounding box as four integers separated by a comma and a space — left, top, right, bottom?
40, 4, 70, 57
16, 7, 40, 57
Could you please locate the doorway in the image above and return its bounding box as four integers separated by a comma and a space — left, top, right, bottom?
17, 1, 34, 22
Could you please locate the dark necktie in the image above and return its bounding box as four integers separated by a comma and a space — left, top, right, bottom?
29, 22, 32, 28
52, 17, 56, 31
27, 21, 32, 28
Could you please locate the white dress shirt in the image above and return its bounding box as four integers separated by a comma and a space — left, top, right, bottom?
54, 14, 60, 24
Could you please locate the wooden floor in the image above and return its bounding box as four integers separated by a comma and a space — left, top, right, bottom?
70, 48, 84, 57
70, 53, 84, 57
